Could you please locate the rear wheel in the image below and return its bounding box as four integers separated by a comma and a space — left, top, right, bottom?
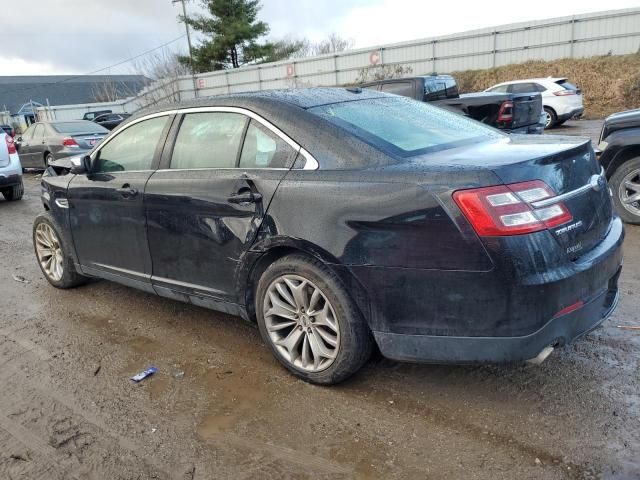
543, 107, 557, 129
610, 157, 640, 225
2, 180, 23, 201
33, 213, 88, 288
256, 254, 373, 385
45, 152, 54, 167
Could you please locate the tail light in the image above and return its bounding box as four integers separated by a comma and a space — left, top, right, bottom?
453, 180, 572, 236
5, 134, 16, 154
497, 101, 513, 123
62, 137, 79, 147
553, 90, 576, 96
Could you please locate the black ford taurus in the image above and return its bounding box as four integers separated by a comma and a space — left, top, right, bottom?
34, 88, 624, 384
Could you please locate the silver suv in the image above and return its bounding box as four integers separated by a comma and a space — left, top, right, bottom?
0, 133, 23, 201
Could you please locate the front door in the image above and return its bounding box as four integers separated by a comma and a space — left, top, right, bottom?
67, 115, 172, 290
145, 111, 298, 304
19, 123, 45, 168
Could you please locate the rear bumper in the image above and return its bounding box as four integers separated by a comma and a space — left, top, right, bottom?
374, 276, 619, 363
0, 172, 22, 188
354, 215, 624, 364
557, 107, 584, 122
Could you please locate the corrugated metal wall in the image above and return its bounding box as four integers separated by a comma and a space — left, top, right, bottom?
187, 7, 640, 99
37, 7, 640, 119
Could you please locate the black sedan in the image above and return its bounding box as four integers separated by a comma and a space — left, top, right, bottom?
93, 113, 132, 131
34, 88, 623, 384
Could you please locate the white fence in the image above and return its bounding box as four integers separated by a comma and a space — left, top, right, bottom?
36, 7, 640, 120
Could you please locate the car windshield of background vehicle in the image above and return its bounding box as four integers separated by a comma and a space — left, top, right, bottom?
52, 122, 109, 134
310, 97, 503, 157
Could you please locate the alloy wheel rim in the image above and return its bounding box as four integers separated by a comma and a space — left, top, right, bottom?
35, 223, 64, 281
263, 275, 340, 372
544, 112, 552, 128
619, 168, 640, 216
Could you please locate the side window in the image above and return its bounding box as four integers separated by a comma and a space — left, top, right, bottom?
21, 125, 35, 140
94, 116, 168, 173
533, 83, 547, 92
170, 112, 246, 169
380, 82, 413, 97
489, 85, 509, 93
239, 120, 297, 169
509, 83, 536, 94
32, 124, 44, 139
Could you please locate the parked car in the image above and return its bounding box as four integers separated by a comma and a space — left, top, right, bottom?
93, 113, 131, 131
16, 120, 109, 168
82, 110, 112, 121
1, 124, 15, 137
34, 88, 623, 385
486, 78, 584, 129
360, 75, 544, 134
0, 133, 23, 201
597, 108, 640, 224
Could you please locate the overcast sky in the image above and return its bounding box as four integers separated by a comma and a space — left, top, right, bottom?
2, 0, 638, 76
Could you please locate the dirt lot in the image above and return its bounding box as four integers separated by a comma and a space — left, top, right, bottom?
1, 120, 639, 479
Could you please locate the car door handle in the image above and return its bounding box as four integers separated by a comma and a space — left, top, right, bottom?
116, 185, 138, 198
228, 192, 262, 204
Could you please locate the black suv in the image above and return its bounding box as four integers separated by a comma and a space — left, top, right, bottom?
598, 109, 640, 224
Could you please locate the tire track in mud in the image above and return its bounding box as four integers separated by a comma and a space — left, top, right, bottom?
0, 330, 182, 479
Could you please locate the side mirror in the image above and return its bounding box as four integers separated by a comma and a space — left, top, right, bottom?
70, 155, 92, 174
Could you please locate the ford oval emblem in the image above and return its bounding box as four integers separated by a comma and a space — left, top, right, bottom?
590, 174, 605, 192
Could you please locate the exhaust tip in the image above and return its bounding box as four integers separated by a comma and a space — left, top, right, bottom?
526, 346, 554, 365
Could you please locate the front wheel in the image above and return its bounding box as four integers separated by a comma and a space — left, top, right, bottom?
33, 213, 88, 288
610, 157, 640, 225
256, 254, 373, 385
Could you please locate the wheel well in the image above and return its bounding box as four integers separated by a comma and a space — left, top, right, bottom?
243, 246, 370, 326
543, 105, 556, 115
606, 146, 640, 179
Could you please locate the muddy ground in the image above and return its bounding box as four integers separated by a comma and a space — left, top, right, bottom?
0, 119, 638, 479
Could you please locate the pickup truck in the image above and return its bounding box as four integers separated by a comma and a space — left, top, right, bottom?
360, 75, 544, 134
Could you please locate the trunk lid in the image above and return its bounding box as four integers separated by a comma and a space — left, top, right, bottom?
70, 133, 105, 149
415, 135, 612, 258
482, 136, 611, 257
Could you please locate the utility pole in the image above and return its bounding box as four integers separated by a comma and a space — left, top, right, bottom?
172, 0, 198, 98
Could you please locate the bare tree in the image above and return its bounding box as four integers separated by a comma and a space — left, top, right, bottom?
355, 64, 414, 83
129, 48, 190, 108
269, 33, 355, 61
91, 79, 136, 103
314, 33, 354, 55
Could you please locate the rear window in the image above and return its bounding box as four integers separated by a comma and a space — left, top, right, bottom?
556, 80, 579, 91
309, 97, 502, 157
424, 76, 458, 100
52, 122, 108, 134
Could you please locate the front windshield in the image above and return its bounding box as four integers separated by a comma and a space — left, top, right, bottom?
309, 97, 502, 157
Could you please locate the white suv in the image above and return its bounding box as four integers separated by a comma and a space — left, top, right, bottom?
486, 78, 584, 129
0, 133, 24, 201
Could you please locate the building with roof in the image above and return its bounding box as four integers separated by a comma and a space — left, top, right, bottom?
0, 75, 149, 115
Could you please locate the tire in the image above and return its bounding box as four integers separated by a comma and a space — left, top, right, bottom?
33, 212, 89, 288
543, 107, 557, 129
255, 254, 373, 385
2, 180, 23, 201
609, 157, 640, 225
45, 152, 54, 167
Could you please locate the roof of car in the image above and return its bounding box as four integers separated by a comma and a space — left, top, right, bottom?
137, 87, 388, 116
